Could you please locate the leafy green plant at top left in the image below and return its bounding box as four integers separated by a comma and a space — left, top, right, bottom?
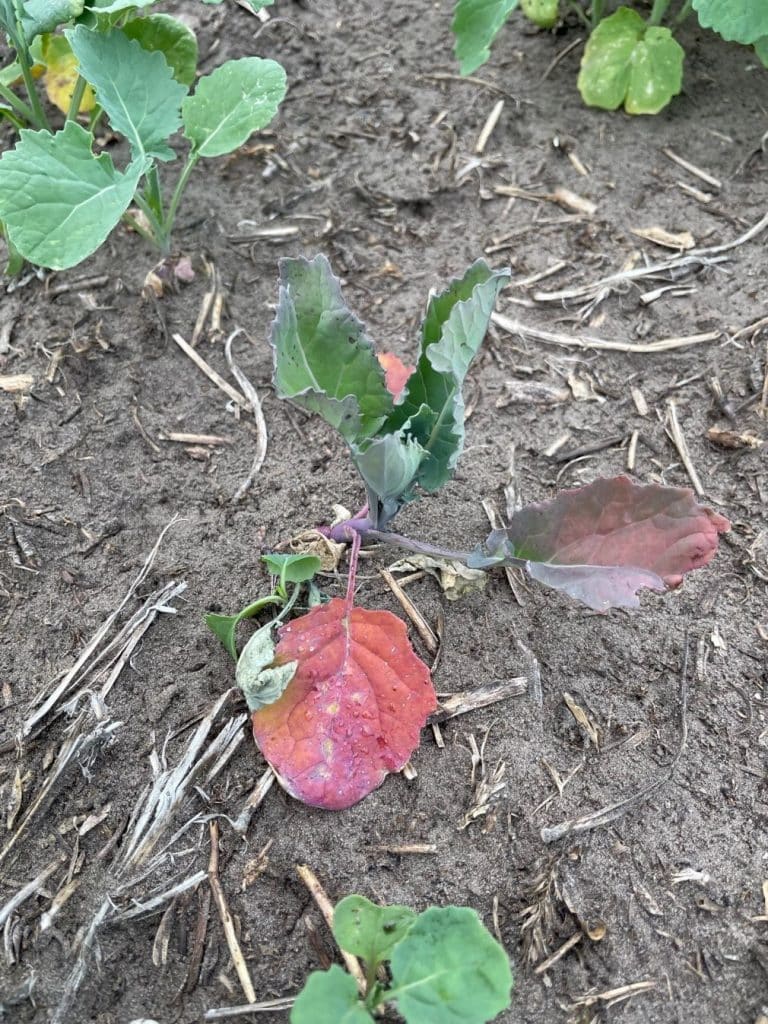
0, 3, 287, 272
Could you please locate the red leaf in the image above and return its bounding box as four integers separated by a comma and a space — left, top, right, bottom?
482, 477, 729, 611
250, 598, 436, 810
377, 352, 415, 400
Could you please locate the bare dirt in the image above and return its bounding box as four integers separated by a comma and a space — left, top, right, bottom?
1, 2, 767, 1023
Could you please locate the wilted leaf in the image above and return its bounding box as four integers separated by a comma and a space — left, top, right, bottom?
41, 34, 95, 114
452, 0, 519, 75
271, 254, 393, 444
182, 56, 286, 158
389, 906, 513, 1024
123, 13, 198, 86
378, 351, 415, 399
389, 555, 487, 600
0, 122, 144, 270
470, 476, 730, 611
577, 7, 684, 115
692, 0, 768, 44
290, 965, 373, 1024
250, 597, 436, 809
66, 26, 186, 162
333, 895, 416, 965
237, 624, 298, 712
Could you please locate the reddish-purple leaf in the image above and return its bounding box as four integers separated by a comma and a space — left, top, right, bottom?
377, 352, 415, 400
250, 598, 436, 810
476, 476, 729, 611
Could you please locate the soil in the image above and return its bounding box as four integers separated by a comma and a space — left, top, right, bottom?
1, 2, 767, 1023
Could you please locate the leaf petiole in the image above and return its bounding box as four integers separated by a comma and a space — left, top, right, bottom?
163, 151, 200, 239
0, 80, 37, 125
14, 39, 49, 130
648, 0, 672, 26
66, 74, 88, 122
673, 0, 693, 27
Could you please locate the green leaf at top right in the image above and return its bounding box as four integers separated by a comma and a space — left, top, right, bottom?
577, 7, 684, 115
692, 0, 768, 45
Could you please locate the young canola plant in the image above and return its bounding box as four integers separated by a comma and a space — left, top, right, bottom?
0, 0, 284, 271
210, 255, 729, 812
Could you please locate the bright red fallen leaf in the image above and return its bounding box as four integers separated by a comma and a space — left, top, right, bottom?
250, 598, 436, 809
377, 352, 415, 400
481, 476, 730, 611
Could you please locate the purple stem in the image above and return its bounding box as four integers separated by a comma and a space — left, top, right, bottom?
319, 515, 477, 563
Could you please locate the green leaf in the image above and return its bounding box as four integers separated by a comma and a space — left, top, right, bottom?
0, 121, 144, 270
66, 25, 187, 162
76, 0, 154, 30
333, 895, 416, 967
270, 254, 394, 445
123, 13, 198, 86
692, 0, 768, 44
520, 0, 557, 29
182, 56, 286, 158
236, 624, 297, 712
383, 260, 509, 494
261, 553, 321, 589
352, 431, 426, 524
452, 0, 519, 75
20, 0, 84, 41
290, 966, 373, 1024
754, 35, 768, 65
389, 907, 513, 1024
205, 594, 281, 660
577, 7, 684, 114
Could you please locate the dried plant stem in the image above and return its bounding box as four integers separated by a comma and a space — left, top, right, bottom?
296, 864, 366, 992
209, 821, 257, 1004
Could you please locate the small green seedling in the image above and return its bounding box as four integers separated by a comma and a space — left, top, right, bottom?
452, 0, 768, 115
205, 552, 320, 661
0, 0, 285, 271
290, 895, 514, 1024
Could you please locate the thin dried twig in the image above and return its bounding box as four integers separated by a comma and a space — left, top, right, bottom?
203, 999, 295, 1020
533, 931, 583, 974
379, 569, 438, 654
172, 332, 248, 408
432, 679, 528, 722
224, 328, 269, 501
209, 821, 257, 1004
296, 864, 366, 992
0, 855, 65, 929
475, 99, 504, 154
662, 147, 722, 189
492, 313, 720, 354
664, 401, 705, 495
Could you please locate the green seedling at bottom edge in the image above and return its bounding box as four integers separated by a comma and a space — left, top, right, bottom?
290, 895, 514, 1024
205, 552, 321, 660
